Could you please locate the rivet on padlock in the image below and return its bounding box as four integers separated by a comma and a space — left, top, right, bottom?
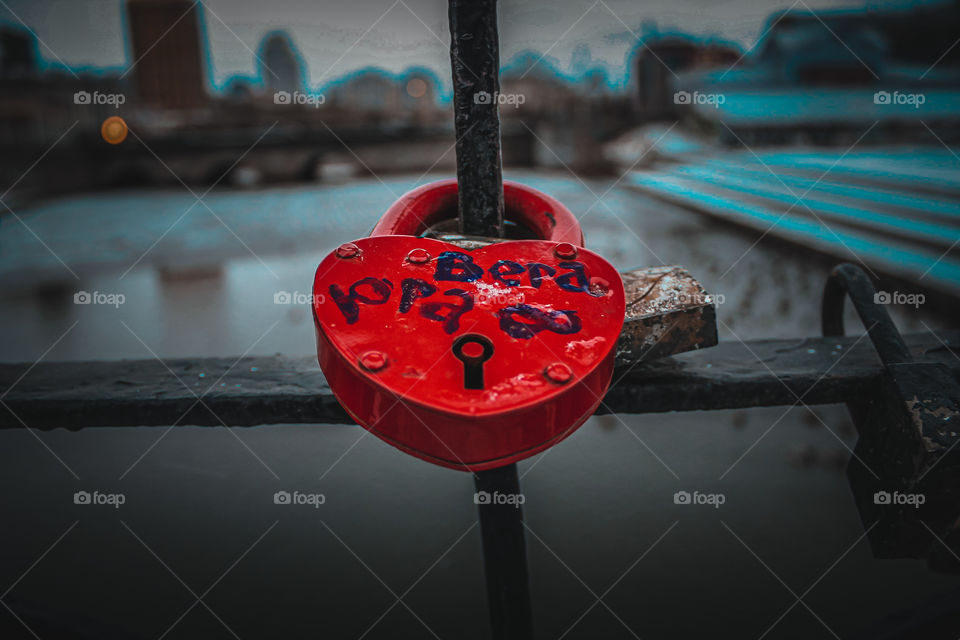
313, 179, 625, 471
554, 243, 578, 260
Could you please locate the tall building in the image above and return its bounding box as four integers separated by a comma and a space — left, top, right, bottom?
259, 31, 304, 95
0, 26, 38, 78
126, 0, 207, 109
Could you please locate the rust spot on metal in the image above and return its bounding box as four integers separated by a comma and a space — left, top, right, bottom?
616, 266, 718, 366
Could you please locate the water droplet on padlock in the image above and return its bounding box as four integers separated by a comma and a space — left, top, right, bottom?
406, 248, 431, 264
544, 362, 573, 384
359, 350, 387, 372
589, 276, 610, 296
337, 243, 361, 259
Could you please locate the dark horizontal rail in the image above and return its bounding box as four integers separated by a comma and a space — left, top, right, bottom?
1, 332, 958, 430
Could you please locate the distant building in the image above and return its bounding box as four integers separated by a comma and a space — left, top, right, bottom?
259, 32, 304, 95
698, 2, 960, 91
222, 76, 255, 101
754, 2, 960, 82
665, 3, 960, 146
0, 25, 126, 149
326, 70, 401, 113
751, 14, 886, 85
0, 26, 37, 78
126, 0, 207, 110
633, 34, 740, 119
500, 53, 578, 116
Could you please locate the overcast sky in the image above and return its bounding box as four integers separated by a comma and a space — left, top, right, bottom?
1, 0, 940, 90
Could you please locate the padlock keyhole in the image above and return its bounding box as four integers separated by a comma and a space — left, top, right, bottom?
452, 334, 494, 390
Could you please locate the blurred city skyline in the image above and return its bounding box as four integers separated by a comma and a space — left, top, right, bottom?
1, 0, 957, 203
1, 0, 932, 95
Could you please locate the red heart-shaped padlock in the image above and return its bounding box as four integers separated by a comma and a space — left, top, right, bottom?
312, 182, 625, 471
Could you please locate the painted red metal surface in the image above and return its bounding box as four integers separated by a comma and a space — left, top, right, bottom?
312, 181, 624, 471
370, 178, 585, 245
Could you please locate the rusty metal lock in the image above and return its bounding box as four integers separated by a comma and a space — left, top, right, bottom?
312, 179, 625, 471
823, 263, 960, 569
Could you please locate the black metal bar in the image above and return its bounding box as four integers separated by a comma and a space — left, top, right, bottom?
448, 0, 505, 237
822, 266, 960, 570
448, 3, 527, 637
474, 463, 533, 639
822, 262, 913, 364
4, 332, 960, 430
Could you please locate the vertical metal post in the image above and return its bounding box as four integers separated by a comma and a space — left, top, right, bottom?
449, 1, 531, 637
474, 463, 533, 639
448, 0, 505, 237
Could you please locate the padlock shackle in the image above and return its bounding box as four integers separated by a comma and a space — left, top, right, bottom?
370, 179, 584, 245
821, 262, 913, 365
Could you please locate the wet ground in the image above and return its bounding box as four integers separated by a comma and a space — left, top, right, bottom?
0, 170, 948, 359
0, 171, 957, 638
